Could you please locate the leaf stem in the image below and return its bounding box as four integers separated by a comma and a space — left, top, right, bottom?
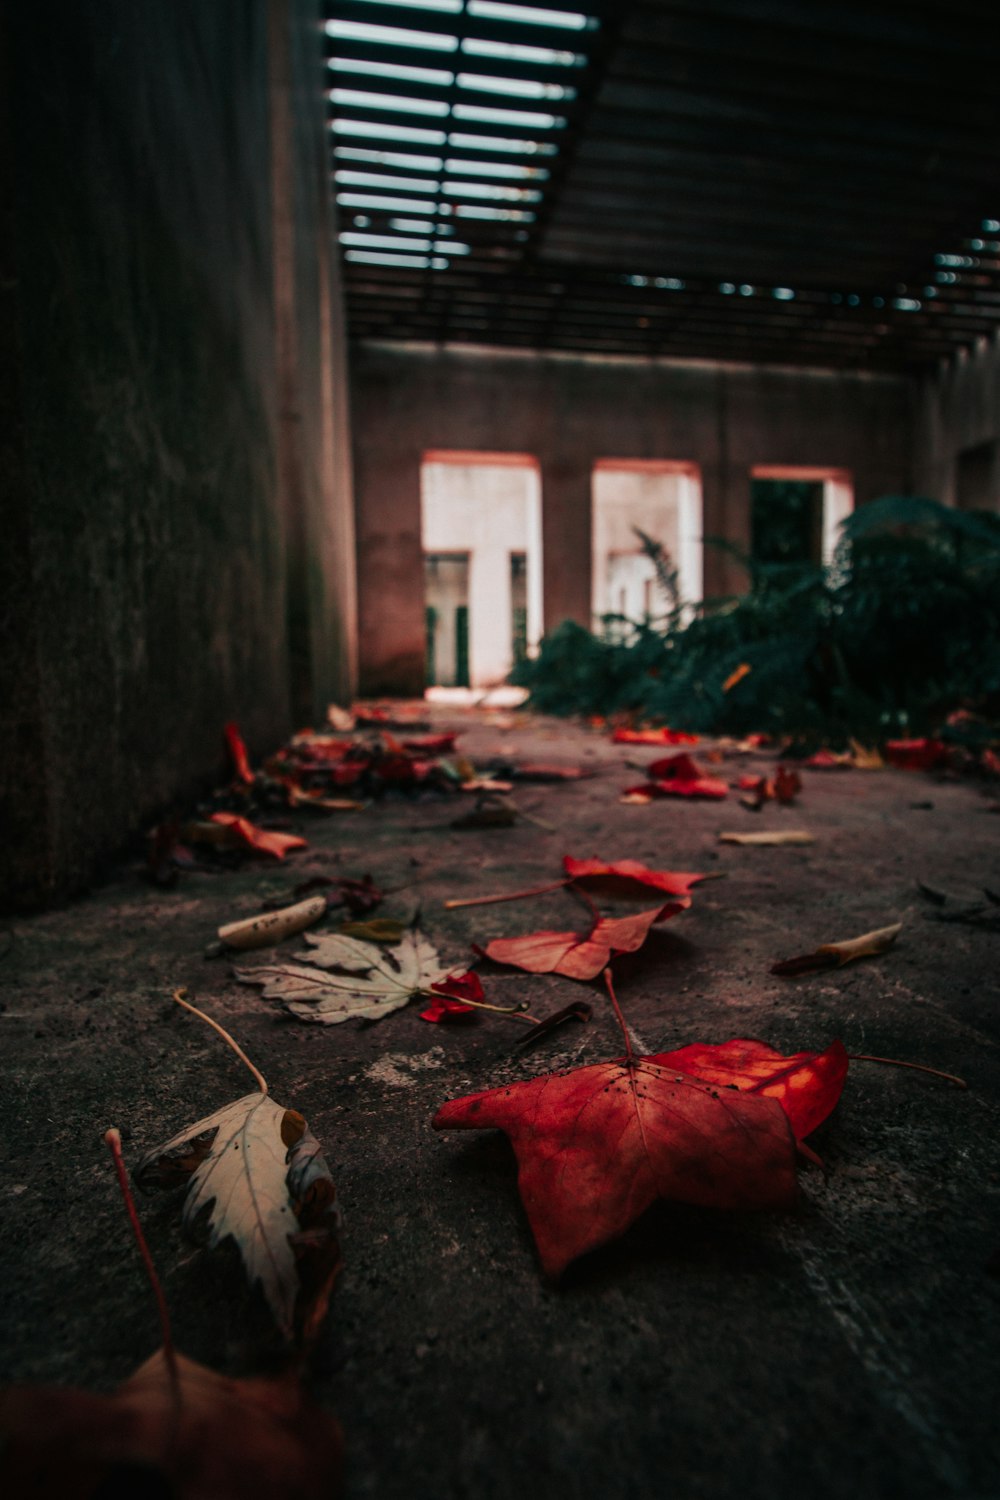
173, 988, 268, 1095
104, 1127, 180, 1399
419, 989, 537, 1025
849, 1053, 967, 1089
604, 967, 634, 1064
443, 879, 569, 911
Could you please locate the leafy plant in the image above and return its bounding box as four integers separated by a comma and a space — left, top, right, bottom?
512, 496, 1000, 743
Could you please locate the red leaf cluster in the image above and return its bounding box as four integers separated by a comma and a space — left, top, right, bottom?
624, 751, 728, 801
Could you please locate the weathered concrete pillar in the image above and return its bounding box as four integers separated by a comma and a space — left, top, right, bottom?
355, 449, 426, 695
539, 457, 593, 632
700, 462, 752, 598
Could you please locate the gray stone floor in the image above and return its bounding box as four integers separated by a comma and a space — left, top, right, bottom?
2, 708, 999, 1499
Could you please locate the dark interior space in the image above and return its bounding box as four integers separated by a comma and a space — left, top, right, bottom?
2, 4, 999, 1498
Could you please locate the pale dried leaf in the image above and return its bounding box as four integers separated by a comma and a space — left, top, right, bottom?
718, 830, 815, 846
135, 1092, 338, 1340
772, 921, 903, 977
235, 928, 445, 1024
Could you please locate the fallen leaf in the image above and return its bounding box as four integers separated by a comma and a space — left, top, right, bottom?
235, 928, 445, 1024
218, 895, 327, 952
136, 1089, 340, 1344
772, 766, 802, 804
286, 785, 364, 814
722, 662, 752, 693
612, 727, 699, 746
402, 733, 459, 754
885, 738, 949, 771
802, 749, 852, 770
223, 723, 255, 786
326, 702, 356, 731
625, 752, 728, 800
562, 856, 709, 902
0, 1349, 343, 1499
771, 921, 902, 976
420, 971, 483, 1023
478, 902, 686, 982
433, 1051, 797, 1276
338, 917, 408, 943
649, 1038, 849, 1142
458, 777, 514, 793
718, 830, 814, 846
509, 764, 592, 782
209, 813, 306, 861
849, 740, 884, 770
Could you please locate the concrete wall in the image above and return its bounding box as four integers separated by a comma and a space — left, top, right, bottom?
0, 0, 355, 909
351, 342, 913, 694
913, 338, 1000, 509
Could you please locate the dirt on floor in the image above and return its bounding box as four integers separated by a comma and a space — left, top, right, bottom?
1, 707, 999, 1500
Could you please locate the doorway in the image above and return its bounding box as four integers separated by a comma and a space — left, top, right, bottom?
421, 452, 543, 689
751, 465, 854, 566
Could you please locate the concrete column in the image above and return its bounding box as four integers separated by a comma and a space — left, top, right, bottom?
355, 449, 426, 695
701, 462, 752, 598
539, 456, 593, 633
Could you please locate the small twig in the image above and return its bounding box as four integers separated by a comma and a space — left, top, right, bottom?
105, 1127, 180, 1400
604, 967, 634, 1064
849, 1053, 967, 1089
173, 987, 268, 1095
419, 989, 536, 1025
444, 879, 569, 911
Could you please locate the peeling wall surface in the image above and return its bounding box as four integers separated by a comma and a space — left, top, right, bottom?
914, 340, 1000, 508
351, 342, 913, 695
1, 0, 354, 909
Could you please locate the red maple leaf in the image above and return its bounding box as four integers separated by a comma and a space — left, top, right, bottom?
223, 723, 254, 786
612, 727, 699, 746
433, 982, 801, 1276
209, 813, 306, 861
562, 856, 708, 901
885, 738, 949, 771
420, 972, 483, 1023
625, 751, 728, 801
649, 1038, 848, 1142
478, 902, 687, 981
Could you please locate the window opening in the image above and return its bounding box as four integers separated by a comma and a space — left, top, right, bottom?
591, 461, 703, 636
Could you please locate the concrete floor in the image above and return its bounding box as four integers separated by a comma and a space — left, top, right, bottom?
1, 708, 999, 1499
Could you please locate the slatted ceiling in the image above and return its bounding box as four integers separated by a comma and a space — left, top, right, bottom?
326, 0, 1000, 369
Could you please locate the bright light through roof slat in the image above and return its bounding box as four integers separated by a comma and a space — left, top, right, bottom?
335, 147, 444, 172
456, 73, 573, 100
325, 20, 458, 51
331, 89, 450, 118
447, 132, 557, 155
340, 231, 432, 251
445, 157, 547, 179
461, 37, 583, 65
452, 103, 564, 128
467, 2, 592, 29
331, 119, 446, 145
345, 250, 431, 268
330, 59, 454, 87
435, 241, 471, 254
337, 169, 441, 192
391, 218, 451, 233
455, 204, 536, 220
350, 0, 462, 11
338, 192, 439, 213
442, 179, 542, 200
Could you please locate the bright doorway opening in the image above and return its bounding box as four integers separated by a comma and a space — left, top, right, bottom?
751, 465, 854, 566
421, 451, 543, 689
591, 460, 703, 632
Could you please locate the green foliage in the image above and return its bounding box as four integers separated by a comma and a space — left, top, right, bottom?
512, 497, 1000, 742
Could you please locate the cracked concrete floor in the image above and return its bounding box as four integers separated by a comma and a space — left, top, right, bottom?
1, 707, 999, 1500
